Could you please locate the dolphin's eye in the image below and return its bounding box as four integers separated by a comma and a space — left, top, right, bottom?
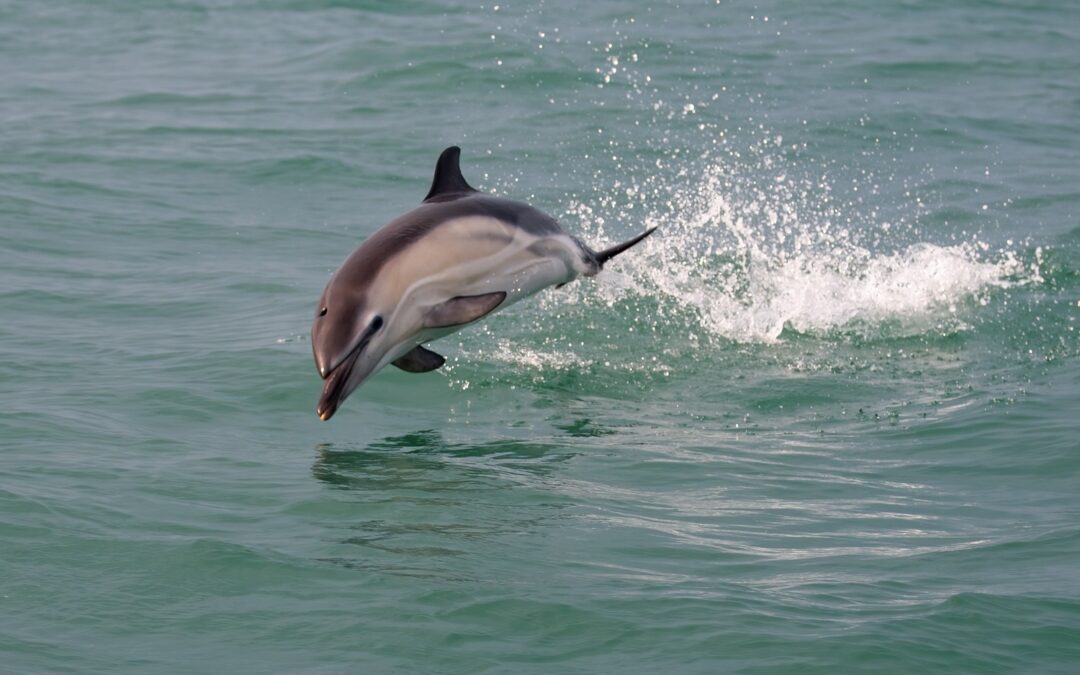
370, 316, 384, 332
318, 307, 327, 317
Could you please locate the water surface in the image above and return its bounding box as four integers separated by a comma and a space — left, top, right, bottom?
2, 1, 1079, 672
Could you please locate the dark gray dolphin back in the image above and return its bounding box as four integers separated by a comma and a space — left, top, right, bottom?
328, 144, 570, 299
421, 146, 564, 238
331, 195, 565, 289
328, 147, 640, 296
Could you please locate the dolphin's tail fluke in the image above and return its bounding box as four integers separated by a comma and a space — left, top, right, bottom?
593, 227, 658, 268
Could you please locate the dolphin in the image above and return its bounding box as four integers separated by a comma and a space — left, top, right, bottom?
311, 146, 655, 420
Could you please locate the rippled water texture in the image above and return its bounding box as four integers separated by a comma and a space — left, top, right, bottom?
2, 1, 1079, 672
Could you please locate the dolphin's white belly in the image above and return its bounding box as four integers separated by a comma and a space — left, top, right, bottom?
460, 236, 580, 301
373, 217, 587, 366
395, 216, 586, 312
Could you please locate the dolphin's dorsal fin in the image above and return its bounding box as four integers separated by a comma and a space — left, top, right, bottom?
423, 146, 478, 202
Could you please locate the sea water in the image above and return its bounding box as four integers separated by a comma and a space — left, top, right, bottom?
1, 1, 1078, 672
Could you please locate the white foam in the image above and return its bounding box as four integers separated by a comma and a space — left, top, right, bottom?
563, 157, 1037, 343
653, 241, 1023, 342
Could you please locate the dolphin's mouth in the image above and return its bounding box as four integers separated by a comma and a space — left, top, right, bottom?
316, 341, 364, 421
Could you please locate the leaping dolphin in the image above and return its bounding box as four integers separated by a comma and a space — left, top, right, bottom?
311, 146, 655, 420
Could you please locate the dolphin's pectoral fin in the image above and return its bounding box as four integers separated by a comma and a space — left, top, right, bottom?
424, 291, 507, 329
392, 345, 446, 373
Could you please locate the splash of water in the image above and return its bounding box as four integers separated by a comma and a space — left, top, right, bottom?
562, 147, 1038, 344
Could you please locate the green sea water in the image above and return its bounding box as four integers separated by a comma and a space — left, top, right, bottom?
2, 0, 1079, 672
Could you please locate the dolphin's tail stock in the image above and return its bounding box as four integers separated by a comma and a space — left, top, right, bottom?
592, 227, 658, 268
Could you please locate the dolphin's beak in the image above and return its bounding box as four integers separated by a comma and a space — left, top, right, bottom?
315, 340, 366, 421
